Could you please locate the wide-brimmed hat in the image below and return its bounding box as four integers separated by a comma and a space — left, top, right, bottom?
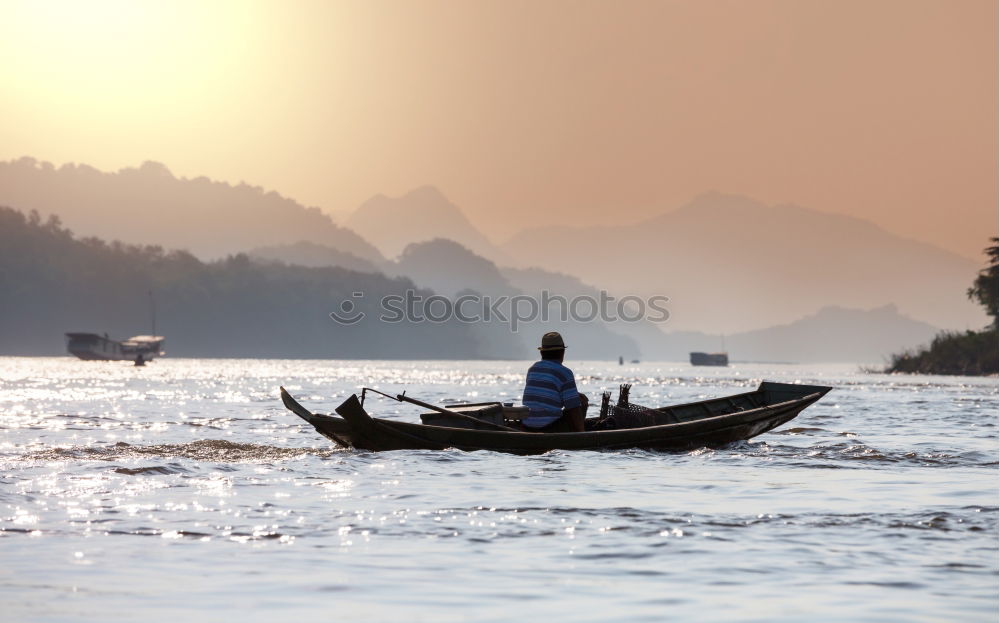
538, 331, 567, 351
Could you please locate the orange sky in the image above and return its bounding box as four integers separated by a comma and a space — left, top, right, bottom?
0, 0, 996, 258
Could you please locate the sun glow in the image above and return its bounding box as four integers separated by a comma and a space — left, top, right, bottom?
0, 1, 265, 160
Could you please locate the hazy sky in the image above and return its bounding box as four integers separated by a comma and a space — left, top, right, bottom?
1, 0, 995, 258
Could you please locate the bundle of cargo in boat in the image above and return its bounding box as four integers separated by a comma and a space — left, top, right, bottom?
591, 384, 661, 430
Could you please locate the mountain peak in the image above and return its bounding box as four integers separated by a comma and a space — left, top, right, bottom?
404, 185, 450, 202
138, 161, 173, 177
682, 191, 767, 212
348, 186, 507, 262
502, 192, 984, 333
394, 237, 513, 298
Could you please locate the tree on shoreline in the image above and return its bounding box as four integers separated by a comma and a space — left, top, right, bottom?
967, 237, 998, 330
887, 237, 998, 375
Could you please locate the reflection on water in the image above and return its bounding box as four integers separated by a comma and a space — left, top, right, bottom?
0, 358, 996, 622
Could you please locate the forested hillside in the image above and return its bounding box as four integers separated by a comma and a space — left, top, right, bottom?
0, 158, 383, 261
0, 207, 496, 359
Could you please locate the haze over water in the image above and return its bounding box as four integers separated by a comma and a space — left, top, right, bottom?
1, 358, 996, 622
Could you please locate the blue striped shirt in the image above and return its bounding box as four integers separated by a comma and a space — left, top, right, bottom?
521, 360, 581, 428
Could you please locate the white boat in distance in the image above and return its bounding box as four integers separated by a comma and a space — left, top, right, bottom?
65, 333, 165, 364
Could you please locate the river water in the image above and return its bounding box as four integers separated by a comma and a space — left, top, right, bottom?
1, 358, 996, 622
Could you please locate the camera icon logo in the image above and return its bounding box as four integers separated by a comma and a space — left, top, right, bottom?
329, 292, 366, 325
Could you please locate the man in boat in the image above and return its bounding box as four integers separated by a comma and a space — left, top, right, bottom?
521, 332, 588, 432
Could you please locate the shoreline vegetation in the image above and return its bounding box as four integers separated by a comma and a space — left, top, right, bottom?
886, 329, 998, 376
886, 238, 998, 376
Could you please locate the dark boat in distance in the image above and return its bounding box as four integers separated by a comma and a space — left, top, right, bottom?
65, 333, 165, 364
690, 352, 729, 366
280, 381, 831, 454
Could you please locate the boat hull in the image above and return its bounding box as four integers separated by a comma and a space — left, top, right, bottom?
281, 382, 831, 454
65, 333, 164, 363
690, 352, 729, 366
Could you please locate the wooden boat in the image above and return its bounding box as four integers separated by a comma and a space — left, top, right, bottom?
280, 381, 831, 454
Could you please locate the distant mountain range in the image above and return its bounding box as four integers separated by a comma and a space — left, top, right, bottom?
660, 304, 940, 364
249, 236, 943, 363
0, 157, 984, 361
0, 158, 383, 262
263, 181, 989, 334
391, 240, 945, 363
501, 192, 985, 333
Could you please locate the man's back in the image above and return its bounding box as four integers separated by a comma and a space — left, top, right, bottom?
522, 359, 581, 428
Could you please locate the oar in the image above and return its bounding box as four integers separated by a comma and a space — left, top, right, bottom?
362, 387, 521, 432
